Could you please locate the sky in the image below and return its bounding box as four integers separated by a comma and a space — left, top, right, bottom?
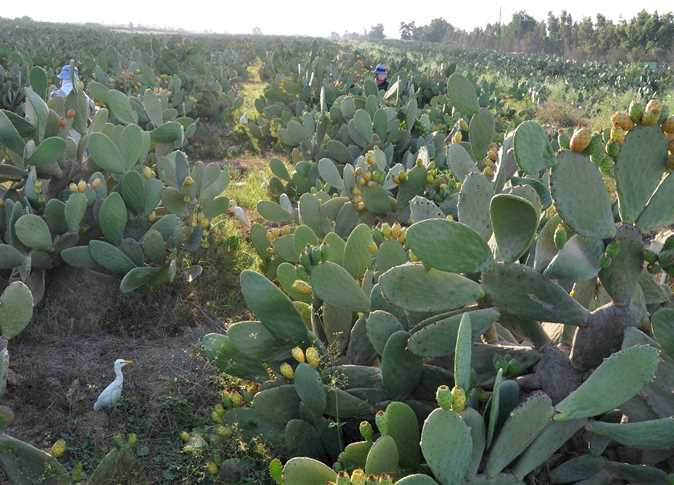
3, 1, 673, 38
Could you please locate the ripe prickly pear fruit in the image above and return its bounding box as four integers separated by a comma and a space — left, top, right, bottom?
279, 362, 294, 380
180, 431, 190, 442
482, 165, 494, 178
451, 131, 462, 144
351, 469, 366, 484
359, 421, 374, 442
183, 175, 194, 186
610, 126, 625, 144
143, 166, 154, 179
436, 385, 452, 410
611, 111, 634, 131
458, 118, 469, 131
553, 224, 567, 250
69, 182, 78, 192
570, 127, 592, 153
77, 180, 87, 193
367, 241, 378, 255
305, 347, 320, 368
450, 386, 466, 412
148, 211, 158, 223
216, 425, 232, 438
206, 462, 218, 476
629, 100, 644, 123
51, 439, 66, 458
230, 391, 244, 407
91, 178, 102, 189
642, 110, 660, 126
291, 346, 305, 363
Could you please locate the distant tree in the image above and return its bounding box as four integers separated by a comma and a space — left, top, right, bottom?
330, 32, 341, 41
252, 26, 262, 36
368, 24, 385, 41
400, 21, 416, 40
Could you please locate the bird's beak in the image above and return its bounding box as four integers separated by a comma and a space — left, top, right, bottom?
122, 359, 134, 366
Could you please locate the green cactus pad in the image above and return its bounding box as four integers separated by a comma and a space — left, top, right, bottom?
458, 172, 493, 241
460, 407, 486, 478
299, 193, 331, 236
381, 263, 484, 313
89, 240, 136, 275
366, 311, 404, 355
311, 262, 369, 312
382, 401, 421, 468
598, 224, 643, 306
651, 308, 674, 359
240, 270, 309, 345
470, 109, 496, 161
250, 224, 271, 258
421, 408, 472, 485
275, 235, 299, 263
325, 140, 350, 163
257, 200, 293, 223
636, 171, 674, 231
454, 313, 473, 391
512, 419, 586, 479
14, 214, 53, 251
282, 456, 337, 485
490, 194, 538, 263
550, 151, 615, 239
486, 368, 504, 448
396, 165, 427, 211
99, 192, 128, 245
64, 192, 88, 233
318, 158, 343, 190
338, 440, 372, 471
615, 126, 668, 224
486, 393, 554, 477
447, 73, 479, 118
88, 132, 126, 173
512, 121, 554, 174
394, 475, 438, 484
408, 308, 499, 358
364, 435, 399, 476
0, 110, 26, 155
253, 385, 301, 426
324, 387, 373, 418
293, 225, 319, 255
555, 345, 659, 421
446, 144, 478, 182
406, 219, 493, 273
0, 245, 25, 270
381, 330, 423, 399
344, 224, 373, 280
285, 419, 325, 460
465, 474, 525, 484
375, 240, 408, 274
482, 264, 590, 324
363, 186, 393, 215
202, 333, 269, 379
548, 455, 605, 483
105, 89, 138, 125
142, 229, 166, 264
120, 171, 146, 214
27, 136, 65, 166
294, 363, 327, 417
543, 235, 604, 282
0, 433, 69, 484
151, 121, 183, 145
60, 245, 96, 269
227, 320, 287, 362
588, 417, 674, 449
0, 282, 33, 339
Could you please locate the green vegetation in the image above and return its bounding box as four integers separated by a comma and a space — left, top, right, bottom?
1, 14, 674, 485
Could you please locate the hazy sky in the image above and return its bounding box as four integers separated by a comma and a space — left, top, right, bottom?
3, 2, 673, 38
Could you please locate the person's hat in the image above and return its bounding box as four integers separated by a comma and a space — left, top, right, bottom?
374, 64, 387, 74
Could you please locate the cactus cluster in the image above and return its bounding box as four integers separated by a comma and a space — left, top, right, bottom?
202, 70, 674, 485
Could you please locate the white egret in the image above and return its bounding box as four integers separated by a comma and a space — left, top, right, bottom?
93, 359, 133, 411
229, 205, 251, 228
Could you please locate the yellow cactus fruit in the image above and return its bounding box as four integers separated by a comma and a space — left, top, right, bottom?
206, 462, 219, 476
291, 280, 313, 295
451, 386, 467, 412
482, 165, 494, 177
216, 425, 232, 438
645, 99, 663, 114
77, 180, 87, 193
148, 211, 158, 223
570, 127, 592, 153
127, 433, 137, 447
451, 131, 462, 144
280, 362, 294, 380
50, 439, 66, 458
230, 391, 244, 407
611, 111, 634, 131
487, 149, 498, 162
350, 469, 366, 485
69, 182, 78, 192
610, 126, 625, 145
305, 347, 320, 368
180, 431, 190, 442
143, 166, 154, 179
381, 223, 392, 238
368, 241, 378, 255
367, 180, 377, 188
91, 178, 102, 190
355, 201, 366, 211
291, 346, 305, 363
183, 175, 194, 186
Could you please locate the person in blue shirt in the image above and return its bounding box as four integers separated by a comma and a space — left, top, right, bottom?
50, 64, 79, 98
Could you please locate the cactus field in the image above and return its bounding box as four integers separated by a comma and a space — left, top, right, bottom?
1, 14, 674, 485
